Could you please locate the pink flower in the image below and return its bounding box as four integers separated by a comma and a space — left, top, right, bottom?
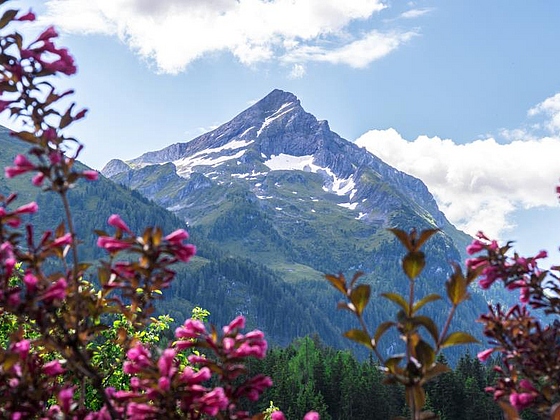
32, 172, 45, 186
477, 348, 495, 362
232, 339, 267, 359
126, 403, 157, 418
519, 379, 537, 392
223, 315, 246, 335
534, 250, 547, 260
124, 344, 152, 374
42, 278, 67, 302
466, 240, 485, 255
43, 360, 65, 376
157, 348, 176, 377
172, 243, 196, 262
509, 392, 536, 411
83, 170, 98, 181
11, 340, 30, 359
49, 233, 73, 248
271, 412, 286, 420
180, 366, 211, 384
37, 26, 58, 42
199, 387, 229, 416
165, 229, 189, 244
304, 412, 320, 420
97, 236, 131, 253
108, 214, 131, 234
158, 376, 171, 392
17, 10, 36, 21
5, 154, 35, 178
23, 272, 38, 293
59, 387, 74, 412
14, 202, 38, 215
175, 319, 206, 339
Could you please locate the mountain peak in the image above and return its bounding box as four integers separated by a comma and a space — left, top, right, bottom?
250, 89, 300, 114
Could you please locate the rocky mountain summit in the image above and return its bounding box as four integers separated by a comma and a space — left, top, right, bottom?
103, 89, 465, 250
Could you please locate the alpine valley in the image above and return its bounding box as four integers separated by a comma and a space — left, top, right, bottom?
95, 89, 492, 357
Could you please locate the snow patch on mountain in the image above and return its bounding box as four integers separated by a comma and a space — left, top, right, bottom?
172, 139, 254, 177
257, 102, 296, 137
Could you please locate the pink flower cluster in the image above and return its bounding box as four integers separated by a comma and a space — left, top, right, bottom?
466, 231, 546, 304
97, 316, 279, 419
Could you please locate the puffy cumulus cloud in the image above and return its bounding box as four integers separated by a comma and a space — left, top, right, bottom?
355, 124, 560, 238
288, 64, 306, 79
40, 0, 405, 74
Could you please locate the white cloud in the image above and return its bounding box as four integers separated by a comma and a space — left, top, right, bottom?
355, 93, 560, 238
528, 93, 560, 134
40, 0, 403, 74
282, 30, 417, 69
288, 64, 306, 79
399, 8, 433, 19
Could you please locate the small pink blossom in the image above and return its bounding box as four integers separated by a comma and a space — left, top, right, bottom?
108, 214, 131, 234
83, 170, 98, 181
519, 379, 537, 392
43, 360, 65, 376
271, 412, 286, 420
97, 236, 131, 253
180, 367, 211, 384
23, 271, 38, 293
466, 239, 485, 255
165, 229, 189, 243
11, 340, 30, 359
59, 387, 74, 412
175, 319, 206, 339
199, 387, 229, 416
223, 315, 245, 335
49, 233, 72, 248
14, 202, 38, 215
37, 26, 58, 42
42, 278, 67, 302
477, 348, 495, 362
172, 243, 196, 262
17, 10, 36, 21
157, 348, 176, 377
304, 412, 320, 420
509, 392, 536, 411
32, 172, 45, 186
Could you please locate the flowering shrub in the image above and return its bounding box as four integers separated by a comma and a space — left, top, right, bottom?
0, 3, 314, 419
468, 232, 560, 419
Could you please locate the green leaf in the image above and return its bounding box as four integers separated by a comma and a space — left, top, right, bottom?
374, 321, 395, 345
412, 316, 439, 344
446, 264, 468, 305
441, 331, 479, 348
381, 292, 409, 313
325, 273, 346, 294
0, 9, 17, 29
423, 363, 451, 382
415, 229, 439, 250
343, 329, 374, 349
350, 284, 371, 316
412, 294, 441, 314
388, 228, 413, 251
403, 251, 425, 280
414, 340, 435, 367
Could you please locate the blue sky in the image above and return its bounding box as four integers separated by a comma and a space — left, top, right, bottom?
4, 0, 560, 259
